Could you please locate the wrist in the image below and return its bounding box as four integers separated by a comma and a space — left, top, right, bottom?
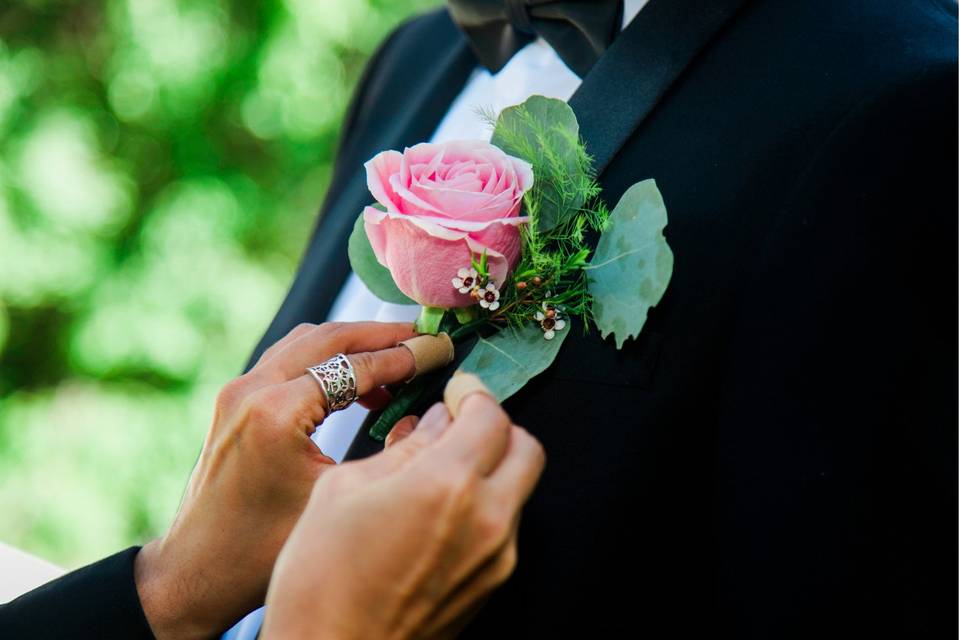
262, 590, 396, 640
134, 537, 222, 640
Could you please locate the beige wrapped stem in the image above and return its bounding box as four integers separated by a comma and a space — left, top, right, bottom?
398, 333, 455, 381
443, 371, 494, 418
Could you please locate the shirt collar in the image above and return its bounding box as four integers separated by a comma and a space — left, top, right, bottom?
622, 0, 651, 30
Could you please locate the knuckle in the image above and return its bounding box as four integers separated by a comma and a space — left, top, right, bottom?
215, 376, 250, 413
514, 426, 546, 467
483, 410, 512, 442
242, 388, 282, 429
349, 351, 375, 375
496, 412, 512, 435
290, 322, 316, 338
487, 404, 512, 432
492, 543, 518, 584
474, 505, 510, 545
317, 321, 345, 338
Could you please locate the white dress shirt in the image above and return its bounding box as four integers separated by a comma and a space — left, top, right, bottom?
224, 2, 648, 637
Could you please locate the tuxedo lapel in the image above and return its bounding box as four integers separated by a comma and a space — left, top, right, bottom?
246, 15, 474, 368
570, 0, 749, 175
345, 0, 751, 458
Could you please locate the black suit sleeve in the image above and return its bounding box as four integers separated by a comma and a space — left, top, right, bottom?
712, 66, 957, 637
0, 547, 155, 640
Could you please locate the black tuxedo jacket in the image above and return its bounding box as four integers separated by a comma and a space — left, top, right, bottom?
1, 1, 955, 638
251, 1, 957, 637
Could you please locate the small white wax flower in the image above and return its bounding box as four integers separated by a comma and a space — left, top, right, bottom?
452, 267, 479, 294
478, 282, 500, 311
536, 302, 565, 340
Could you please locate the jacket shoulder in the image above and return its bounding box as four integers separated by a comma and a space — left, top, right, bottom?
329, 7, 466, 195
784, 0, 956, 76
364, 7, 464, 80
339, 6, 465, 132
392, 6, 462, 44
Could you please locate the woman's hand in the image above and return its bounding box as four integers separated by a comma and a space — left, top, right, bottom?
262, 389, 546, 640
134, 321, 418, 640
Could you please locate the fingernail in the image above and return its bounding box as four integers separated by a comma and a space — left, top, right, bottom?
385, 415, 418, 449
417, 402, 451, 436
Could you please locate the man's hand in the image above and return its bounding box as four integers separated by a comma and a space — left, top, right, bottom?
262, 390, 546, 640
134, 321, 418, 640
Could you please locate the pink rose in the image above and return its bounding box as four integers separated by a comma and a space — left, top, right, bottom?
363, 140, 533, 308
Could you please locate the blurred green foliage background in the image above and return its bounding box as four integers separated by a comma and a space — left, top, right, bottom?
0, 0, 438, 568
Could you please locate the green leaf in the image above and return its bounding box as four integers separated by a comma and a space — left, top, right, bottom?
368, 378, 427, 441
458, 322, 568, 402
586, 179, 674, 349
415, 307, 445, 334
491, 95, 587, 233
347, 213, 415, 305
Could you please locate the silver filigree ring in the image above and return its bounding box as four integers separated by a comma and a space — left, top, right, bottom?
306, 353, 358, 413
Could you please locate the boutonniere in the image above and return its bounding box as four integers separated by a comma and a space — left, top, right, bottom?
349, 96, 674, 438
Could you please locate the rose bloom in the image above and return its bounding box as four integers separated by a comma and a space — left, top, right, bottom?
363, 140, 533, 308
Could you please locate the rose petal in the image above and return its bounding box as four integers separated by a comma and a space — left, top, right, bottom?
364, 150, 404, 212
364, 207, 526, 305
361, 140, 534, 305
388, 173, 440, 216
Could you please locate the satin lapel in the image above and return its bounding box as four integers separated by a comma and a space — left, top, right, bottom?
569, 0, 749, 175
246, 16, 474, 368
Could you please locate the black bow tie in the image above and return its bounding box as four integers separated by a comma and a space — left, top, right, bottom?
447, 0, 624, 77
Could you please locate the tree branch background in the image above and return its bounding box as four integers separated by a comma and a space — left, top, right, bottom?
0, 0, 438, 568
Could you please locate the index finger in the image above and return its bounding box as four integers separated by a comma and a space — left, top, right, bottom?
264, 322, 418, 381
485, 426, 546, 507
434, 393, 512, 477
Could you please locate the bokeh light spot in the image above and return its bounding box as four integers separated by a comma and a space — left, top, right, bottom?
15, 110, 133, 233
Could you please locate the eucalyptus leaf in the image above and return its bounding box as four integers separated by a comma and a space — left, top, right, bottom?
347, 213, 414, 305
458, 322, 568, 402
491, 95, 587, 233
586, 180, 673, 349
